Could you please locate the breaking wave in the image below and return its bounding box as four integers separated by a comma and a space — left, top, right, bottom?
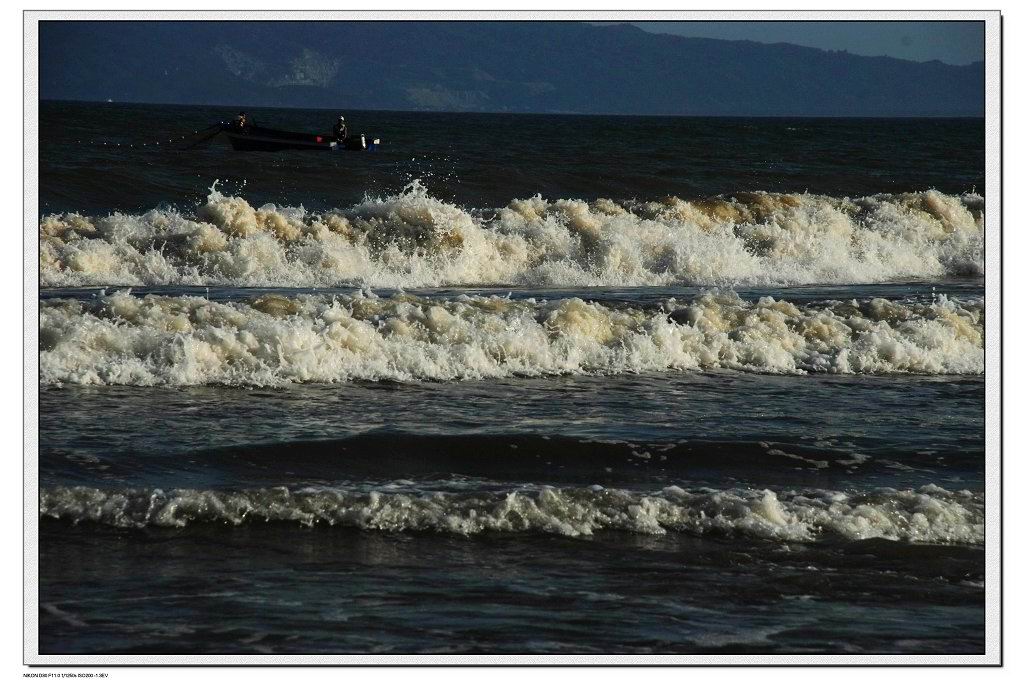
39, 289, 984, 386
40, 183, 984, 288
39, 482, 983, 544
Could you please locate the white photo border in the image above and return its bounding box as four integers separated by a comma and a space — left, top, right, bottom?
22, 7, 1002, 667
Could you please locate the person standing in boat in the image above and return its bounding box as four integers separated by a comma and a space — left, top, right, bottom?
333, 115, 348, 142
231, 111, 253, 132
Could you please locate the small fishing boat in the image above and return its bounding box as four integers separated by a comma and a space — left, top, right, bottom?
223, 125, 380, 152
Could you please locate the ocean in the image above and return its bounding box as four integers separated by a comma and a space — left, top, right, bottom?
36, 101, 986, 655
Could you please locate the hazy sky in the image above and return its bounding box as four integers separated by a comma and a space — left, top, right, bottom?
630, 22, 984, 65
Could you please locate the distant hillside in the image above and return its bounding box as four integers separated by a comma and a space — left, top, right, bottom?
39, 21, 984, 116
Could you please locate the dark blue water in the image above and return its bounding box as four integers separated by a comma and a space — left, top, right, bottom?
37, 101, 986, 656
39, 101, 984, 215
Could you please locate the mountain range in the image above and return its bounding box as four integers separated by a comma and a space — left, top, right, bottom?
39, 21, 984, 116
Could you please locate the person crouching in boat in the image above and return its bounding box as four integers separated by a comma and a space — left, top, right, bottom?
333, 115, 348, 142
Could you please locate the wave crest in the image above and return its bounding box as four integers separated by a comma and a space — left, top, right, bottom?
39, 290, 984, 386
40, 183, 984, 288
39, 483, 983, 544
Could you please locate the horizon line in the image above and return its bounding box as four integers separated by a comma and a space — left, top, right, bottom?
39, 98, 985, 120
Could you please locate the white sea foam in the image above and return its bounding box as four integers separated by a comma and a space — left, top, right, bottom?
40, 183, 984, 288
39, 290, 984, 386
39, 483, 983, 544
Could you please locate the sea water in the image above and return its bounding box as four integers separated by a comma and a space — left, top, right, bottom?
36, 101, 986, 655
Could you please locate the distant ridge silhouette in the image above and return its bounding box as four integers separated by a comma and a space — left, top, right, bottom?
40, 21, 983, 116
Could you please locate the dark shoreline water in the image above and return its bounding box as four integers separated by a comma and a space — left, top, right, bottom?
40, 522, 984, 655
37, 101, 986, 655
38, 348, 986, 654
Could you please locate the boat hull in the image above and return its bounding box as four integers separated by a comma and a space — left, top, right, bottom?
225, 126, 336, 152
223, 125, 380, 152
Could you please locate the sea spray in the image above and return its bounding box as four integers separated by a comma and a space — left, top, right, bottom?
39, 290, 984, 386
39, 482, 983, 544
40, 183, 984, 288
